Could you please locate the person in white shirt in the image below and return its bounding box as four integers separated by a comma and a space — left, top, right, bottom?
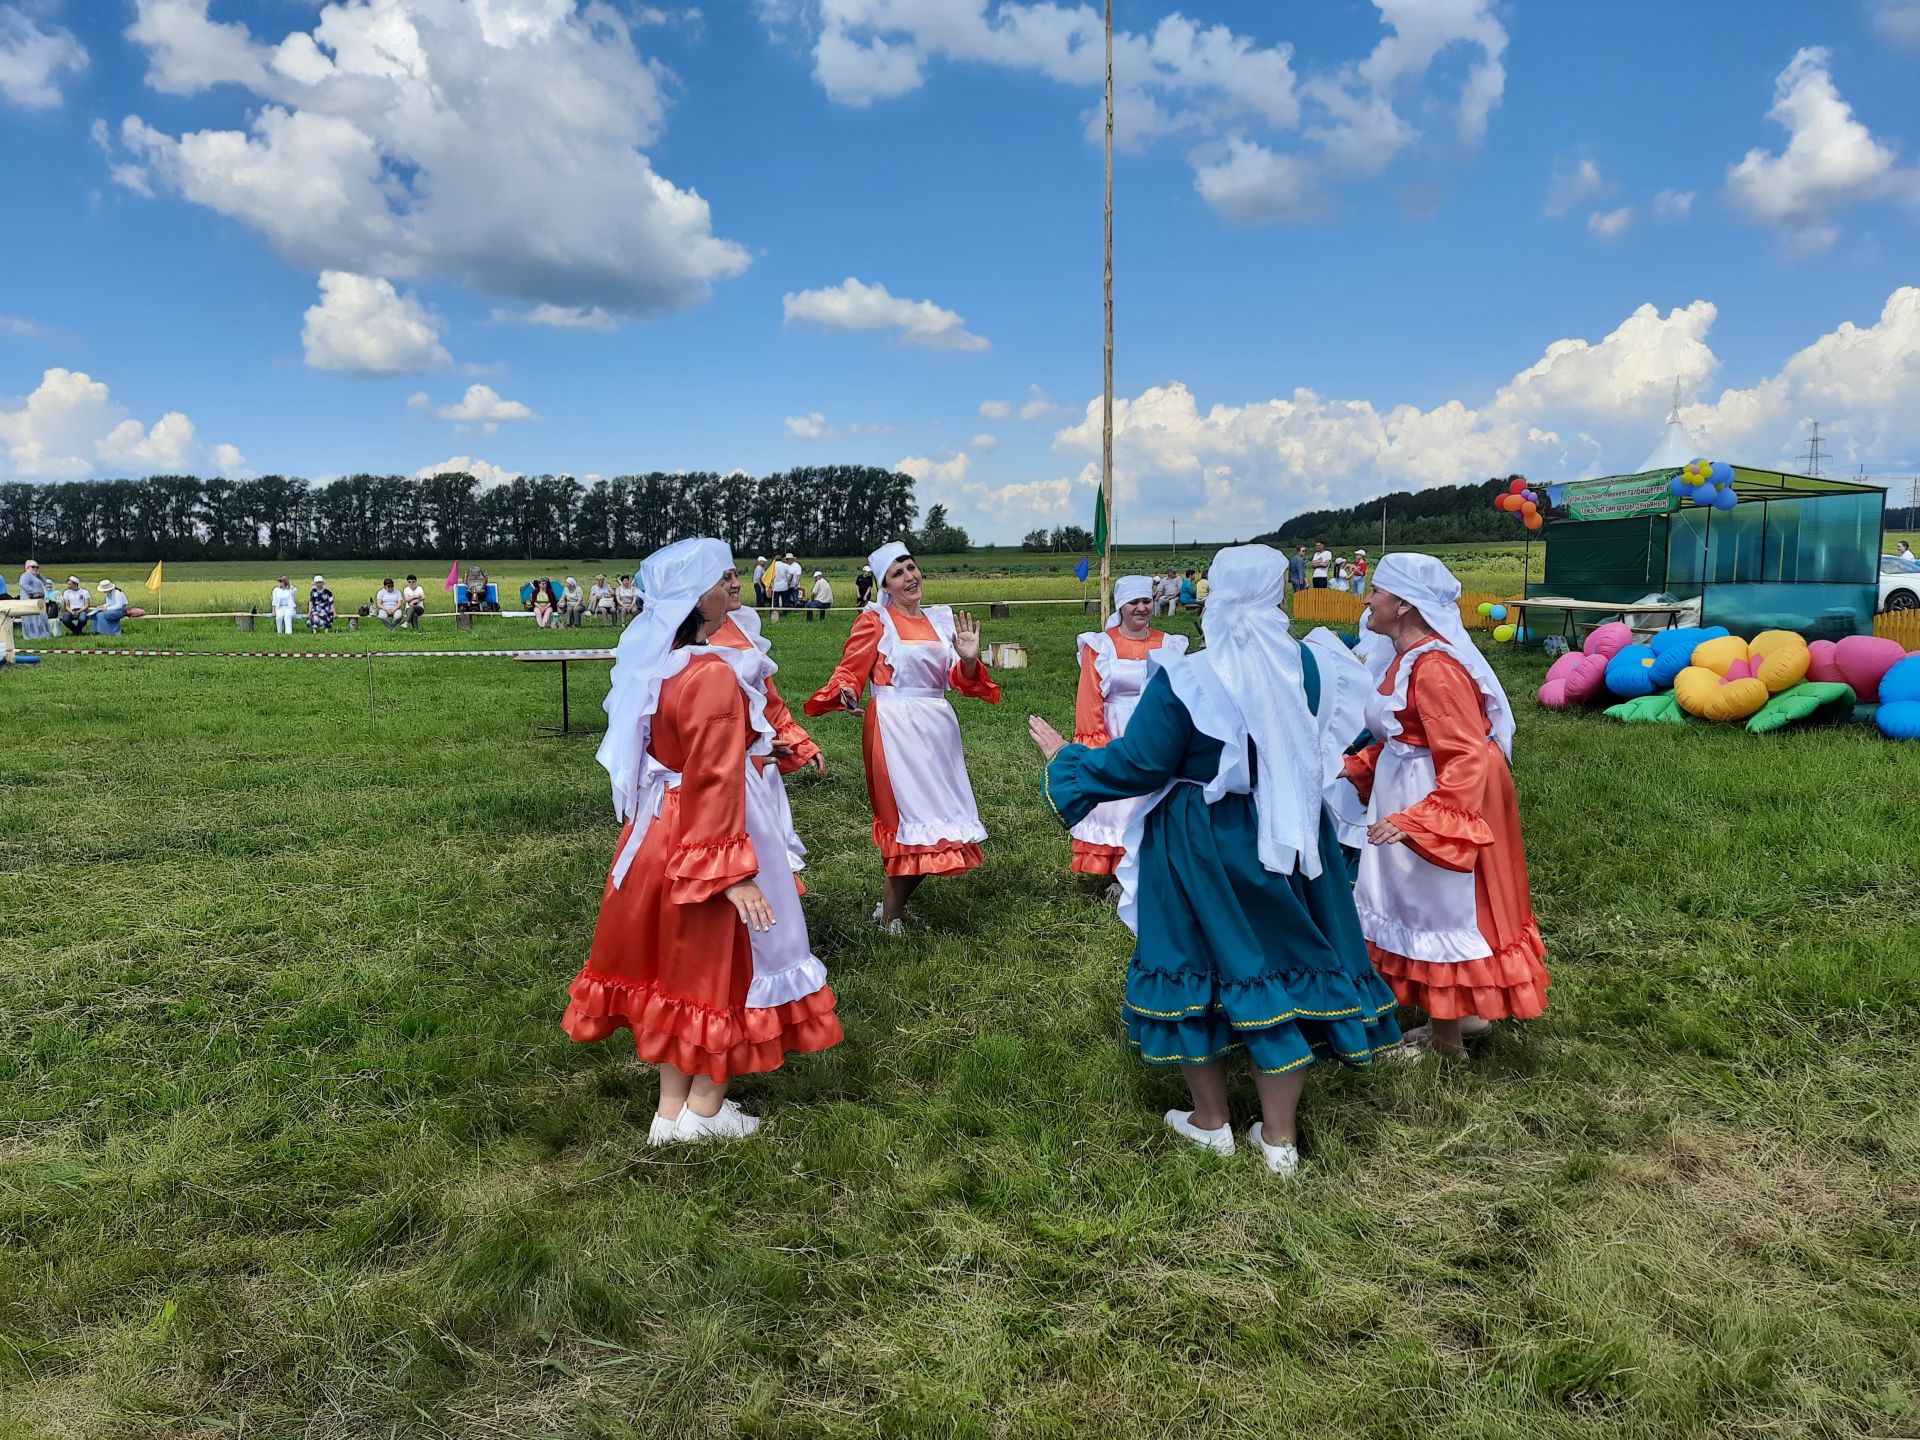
374, 579, 404, 628
401, 574, 427, 628
58, 576, 90, 634
589, 574, 616, 625
807, 570, 833, 622
561, 576, 587, 627
1311, 542, 1333, 589
784, 552, 804, 608
270, 575, 299, 634
1330, 560, 1351, 593
1900, 541, 1916, 565
614, 573, 641, 622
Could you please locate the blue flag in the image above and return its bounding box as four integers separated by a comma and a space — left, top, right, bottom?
1075, 556, 1090, 583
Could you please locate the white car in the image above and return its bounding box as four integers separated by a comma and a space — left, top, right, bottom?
1882, 554, 1920, 612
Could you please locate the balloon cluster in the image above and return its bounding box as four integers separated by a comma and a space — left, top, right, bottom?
1492, 475, 1545, 531
1671, 458, 1739, 511
1475, 601, 1529, 644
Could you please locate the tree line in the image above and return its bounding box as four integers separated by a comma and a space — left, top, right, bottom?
0, 466, 922, 564
1257, 478, 1523, 548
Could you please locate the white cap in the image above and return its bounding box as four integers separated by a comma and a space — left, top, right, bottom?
314, 574, 325, 582
814, 570, 823, 577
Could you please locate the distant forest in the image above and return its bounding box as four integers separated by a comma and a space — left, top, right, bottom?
0, 466, 932, 564
1256, 477, 1523, 548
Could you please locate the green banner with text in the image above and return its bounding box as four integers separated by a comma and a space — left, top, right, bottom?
1561, 470, 1679, 522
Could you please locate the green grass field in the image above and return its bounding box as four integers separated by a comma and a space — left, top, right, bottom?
2, 560, 1917, 1438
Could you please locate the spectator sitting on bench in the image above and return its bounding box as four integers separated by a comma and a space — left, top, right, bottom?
464, 564, 490, 611
614, 573, 640, 623
374, 578, 405, 628
402, 574, 427, 628
59, 575, 91, 635
91, 580, 128, 635
589, 573, 617, 625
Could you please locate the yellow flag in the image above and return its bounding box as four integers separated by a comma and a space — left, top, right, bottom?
145, 560, 164, 594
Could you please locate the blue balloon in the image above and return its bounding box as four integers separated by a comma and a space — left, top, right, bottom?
1709, 460, 1736, 486
1512, 626, 1532, 644
1713, 488, 1738, 510
1692, 483, 1717, 504
1489, 604, 1508, 621
1669, 477, 1690, 497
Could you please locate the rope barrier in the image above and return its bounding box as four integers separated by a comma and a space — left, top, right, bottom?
18, 647, 617, 661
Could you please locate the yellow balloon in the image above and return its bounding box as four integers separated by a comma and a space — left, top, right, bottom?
1493, 623, 1516, 643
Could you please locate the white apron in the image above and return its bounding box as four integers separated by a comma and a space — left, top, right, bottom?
870, 605, 988, 847
1352, 639, 1491, 963
1070, 629, 1187, 851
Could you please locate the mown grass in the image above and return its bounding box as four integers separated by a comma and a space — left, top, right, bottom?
1, 582, 1916, 1438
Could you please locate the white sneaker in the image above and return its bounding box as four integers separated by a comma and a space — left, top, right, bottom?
1163, 1109, 1235, 1156
1247, 1122, 1301, 1177
675, 1099, 762, 1143
1101, 881, 1124, 902
647, 1113, 682, 1147
878, 917, 906, 937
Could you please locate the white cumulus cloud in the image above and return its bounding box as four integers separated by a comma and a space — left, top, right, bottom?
773, 1, 1505, 223
969, 432, 998, 451
302, 272, 450, 375
1544, 156, 1604, 216
436, 383, 538, 424
784, 277, 990, 352
491, 303, 621, 331
0, 5, 86, 108
1652, 187, 1695, 220
112, 0, 749, 322
979, 399, 1012, 420
0, 366, 240, 479
1726, 47, 1919, 252
416, 454, 522, 488
786, 411, 829, 440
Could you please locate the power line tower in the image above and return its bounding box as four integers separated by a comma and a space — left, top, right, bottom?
1799, 421, 1827, 478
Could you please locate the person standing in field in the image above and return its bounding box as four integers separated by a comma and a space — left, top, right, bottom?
563, 537, 841, 1143
307, 576, 334, 633
1288, 547, 1308, 594
1311, 541, 1332, 589
1065, 575, 1189, 889
761, 556, 780, 608
402, 575, 427, 628
1351, 549, 1369, 596
1346, 553, 1549, 1059
1029, 544, 1397, 1175
806, 541, 999, 935
855, 564, 875, 606
783, 553, 804, 609
1331, 560, 1352, 593
753, 556, 770, 607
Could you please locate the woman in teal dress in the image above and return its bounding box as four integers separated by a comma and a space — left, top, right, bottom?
1028, 544, 1399, 1176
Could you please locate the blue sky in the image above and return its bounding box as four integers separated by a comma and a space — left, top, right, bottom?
3, 0, 1919, 541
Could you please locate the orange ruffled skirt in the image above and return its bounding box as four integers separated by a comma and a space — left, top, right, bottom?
863, 705, 982, 877
1071, 839, 1123, 876
563, 798, 843, 1082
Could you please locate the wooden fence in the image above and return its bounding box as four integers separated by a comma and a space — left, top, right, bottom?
1874, 609, 1920, 651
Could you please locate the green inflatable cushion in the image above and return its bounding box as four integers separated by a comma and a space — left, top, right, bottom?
1604, 692, 1690, 725
1745, 681, 1857, 734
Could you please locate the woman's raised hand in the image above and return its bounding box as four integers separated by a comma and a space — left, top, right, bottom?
1027, 714, 1066, 761
953, 608, 982, 663
837, 685, 863, 715
724, 880, 776, 932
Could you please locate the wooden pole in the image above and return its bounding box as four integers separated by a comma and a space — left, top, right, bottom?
1099, 0, 1115, 618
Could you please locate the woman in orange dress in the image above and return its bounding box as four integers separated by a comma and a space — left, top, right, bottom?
805, 541, 999, 933
1343, 552, 1548, 1058
563, 537, 841, 1143
1069, 574, 1189, 884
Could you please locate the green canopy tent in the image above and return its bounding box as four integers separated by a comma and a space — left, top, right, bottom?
1531, 465, 1885, 639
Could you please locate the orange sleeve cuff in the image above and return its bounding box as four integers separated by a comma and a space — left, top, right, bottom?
951, 661, 1001, 703
666, 832, 758, 904
1388, 797, 1494, 873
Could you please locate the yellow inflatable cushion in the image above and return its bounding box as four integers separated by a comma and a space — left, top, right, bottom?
1689, 634, 1750, 678
1674, 665, 1769, 721
1749, 629, 1811, 692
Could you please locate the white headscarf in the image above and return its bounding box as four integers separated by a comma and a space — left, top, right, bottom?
867, 540, 910, 607
1106, 574, 1153, 628
597, 537, 763, 828
1359, 552, 1515, 757
1173, 544, 1328, 879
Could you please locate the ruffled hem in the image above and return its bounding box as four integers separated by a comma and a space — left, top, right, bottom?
1071, 839, 1123, 875
745, 954, 830, 1008
949, 663, 1001, 703
1126, 1004, 1402, 1073
561, 971, 843, 1082
880, 836, 983, 877
1370, 923, 1549, 1020
1355, 899, 1493, 963
884, 817, 988, 848
1391, 797, 1495, 861
665, 831, 758, 905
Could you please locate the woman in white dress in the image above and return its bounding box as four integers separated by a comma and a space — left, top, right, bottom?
270, 575, 299, 635
1067, 575, 1189, 887
806, 541, 999, 933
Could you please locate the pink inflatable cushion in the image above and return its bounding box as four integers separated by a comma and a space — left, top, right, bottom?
1536, 621, 1633, 710
1806, 635, 1909, 703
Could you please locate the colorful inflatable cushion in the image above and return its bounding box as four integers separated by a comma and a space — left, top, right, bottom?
1877, 654, 1920, 740
1537, 621, 1633, 710
1604, 643, 1659, 699
1673, 630, 1811, 723
1647, 626, 1729, 688
1807, 635, 1909, 703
